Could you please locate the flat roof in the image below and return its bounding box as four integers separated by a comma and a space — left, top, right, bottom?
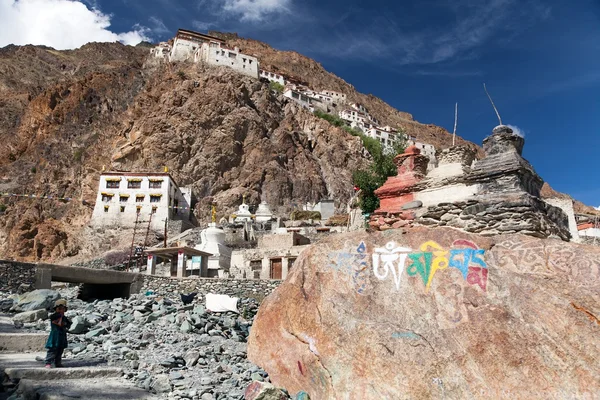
101, 171, 182, 190
147, 246, 213, 257
176, 29, 225, 43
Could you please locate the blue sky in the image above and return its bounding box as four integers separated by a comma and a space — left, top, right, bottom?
1, 0, 599, 206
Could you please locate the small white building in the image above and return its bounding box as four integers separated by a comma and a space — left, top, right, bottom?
194, 42, 259, 79
230, 232, 311, 279
260, 70, 285, 86
339, 109, 376, 131
255, 201, 274, 222
321, 90, 346, 104
169, 29, 225, 62
284, 89, 313, 109
365, 127, 403, 148
406, 138, 436, 161
90, 171, 192, 232
150, 42, 171, 59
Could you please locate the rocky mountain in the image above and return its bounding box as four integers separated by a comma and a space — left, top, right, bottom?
0, 33, 587, 262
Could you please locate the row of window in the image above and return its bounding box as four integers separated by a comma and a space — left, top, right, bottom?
101, 194, 162, 203
106, 181, 162, 189
104, 205, 157, 214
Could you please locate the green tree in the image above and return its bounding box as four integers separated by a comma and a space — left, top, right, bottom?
353, 135, 405, 213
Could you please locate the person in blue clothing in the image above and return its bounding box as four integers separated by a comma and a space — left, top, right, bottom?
45, 299, 71, 368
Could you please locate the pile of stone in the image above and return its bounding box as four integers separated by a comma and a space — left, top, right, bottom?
2, 288, 300, 400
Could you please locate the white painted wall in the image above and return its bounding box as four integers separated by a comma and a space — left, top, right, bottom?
579, 228, 600, 238
416, 184, 479, 208
544, 198, 580, 242
196, 42, 259, 79
169, 37, 201, 62
321, 90, 346, 103
284, 89, 312, 109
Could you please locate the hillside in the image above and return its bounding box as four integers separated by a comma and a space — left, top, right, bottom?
1, 33, 583, 262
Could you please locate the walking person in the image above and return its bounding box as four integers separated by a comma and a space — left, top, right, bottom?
45, 299, 71, 368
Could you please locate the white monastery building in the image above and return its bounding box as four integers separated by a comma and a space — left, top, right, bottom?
91, 171, 192, 232
161, 29, 259, 79
320, 90, 347, 103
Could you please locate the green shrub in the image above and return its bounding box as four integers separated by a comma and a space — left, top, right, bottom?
176, 70, 187, 80
0, 204, 6, 213
313, 110, 346, 127
31, 167, 37, 173
269, 81, 284, 92
290, 210, 321, 220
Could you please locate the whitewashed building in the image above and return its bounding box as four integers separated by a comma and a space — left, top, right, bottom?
321, 90, 347, 104
169, 29, 225, 62
150, 42, 171, 59
283, 89, 313, 109
230, 232, 310, 279
365, 127, 403, 148
339, 109, 375, 131
260, 70, 285, 86
194, 42, 259, 79
90, 171, 192, 231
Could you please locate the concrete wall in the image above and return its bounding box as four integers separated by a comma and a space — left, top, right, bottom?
90, 173, 192, 232
0, 260, 36, 293
142, 275, 281, 302
544, 198, 580, 242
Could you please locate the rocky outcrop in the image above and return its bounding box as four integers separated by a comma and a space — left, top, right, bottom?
248, 227, 600, 399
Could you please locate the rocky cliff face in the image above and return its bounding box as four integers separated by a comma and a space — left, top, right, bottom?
0, 40, 376, 261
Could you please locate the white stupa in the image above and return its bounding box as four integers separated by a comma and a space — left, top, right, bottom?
255, 201, 273, 222
195, 206, 231, 277
234, 195, 253, 222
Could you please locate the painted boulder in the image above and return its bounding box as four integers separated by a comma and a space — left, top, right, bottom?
248, 227, 599, 399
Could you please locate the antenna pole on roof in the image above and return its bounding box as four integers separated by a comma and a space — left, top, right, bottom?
483, 83, 503, 126
453, 102, 458, 146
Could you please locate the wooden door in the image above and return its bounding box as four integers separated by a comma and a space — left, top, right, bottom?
270, 258, 282, 280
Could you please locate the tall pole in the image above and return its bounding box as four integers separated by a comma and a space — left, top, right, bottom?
143, 211, 153, 250
163, 217, 168, 248
453, 102, 458, 146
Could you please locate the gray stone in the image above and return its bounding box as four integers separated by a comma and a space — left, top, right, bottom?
401, 200, 423, 210
170, 371, 184, 380
184, 349, 200, 367
69, 316, 86, 334
84, 328, 106, 339
181, 320, 193, 333
12, 309, 48, 323
152, 374, 172, 393
13, 289, 60, 311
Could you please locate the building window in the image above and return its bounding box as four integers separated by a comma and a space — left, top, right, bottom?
136, 206, 142, 214
250, 260, 262, 279
136, 195, 144, 202
101, 194, 113, 202
249, 60, 252, 64
128, 180, 142, 189
119, 196, 128, 203
120, 206, 125, 213
104, 205, 109, 213
149, 180, 163, 189
288, 258, 296, 270
152, 206, 157, 214
150, 195, 162, 203
106, 181, 120, 189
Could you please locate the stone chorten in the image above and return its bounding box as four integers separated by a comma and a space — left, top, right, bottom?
369, 125, 571, 240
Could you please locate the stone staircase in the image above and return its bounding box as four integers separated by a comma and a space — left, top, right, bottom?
0, 315, 158, 400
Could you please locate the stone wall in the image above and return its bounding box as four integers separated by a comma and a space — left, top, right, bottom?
0, 260, 37, 293
141, 275, 281, 302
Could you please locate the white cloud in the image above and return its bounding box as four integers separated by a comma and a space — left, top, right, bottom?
506, 125, 525, 138
221, 0, 291, 22
0, 0, 150, 50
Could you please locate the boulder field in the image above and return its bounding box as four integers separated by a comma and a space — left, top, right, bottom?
248, 227, 599, 399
